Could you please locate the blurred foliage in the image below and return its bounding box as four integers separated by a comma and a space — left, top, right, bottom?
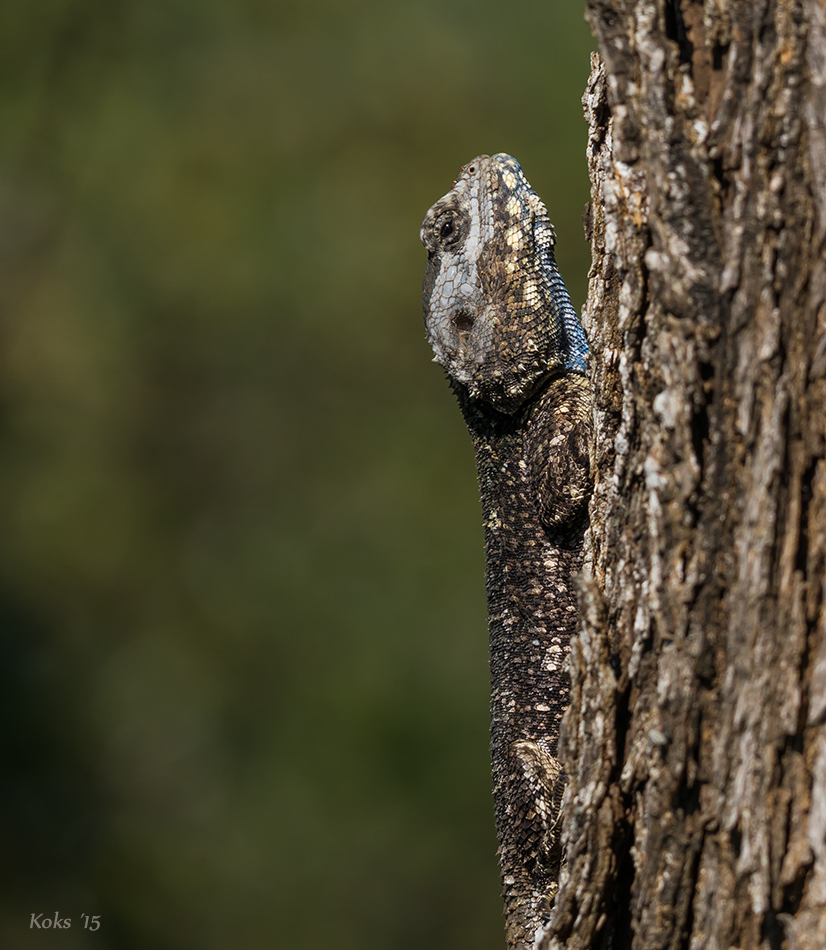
0, 1, 594, 947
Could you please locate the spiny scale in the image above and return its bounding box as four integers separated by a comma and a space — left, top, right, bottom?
420, 155, 592, 949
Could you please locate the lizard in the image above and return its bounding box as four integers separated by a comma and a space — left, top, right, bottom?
419, 154, 592, 949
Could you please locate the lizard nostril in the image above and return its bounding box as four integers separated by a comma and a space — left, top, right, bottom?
452, 309, 475, 335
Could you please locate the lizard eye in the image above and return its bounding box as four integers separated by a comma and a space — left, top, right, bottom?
434, 210, 462, 248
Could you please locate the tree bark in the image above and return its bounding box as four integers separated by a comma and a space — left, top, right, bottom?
542, 2, 826, 948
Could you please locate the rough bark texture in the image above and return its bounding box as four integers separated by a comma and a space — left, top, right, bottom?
541, 2, 826, 948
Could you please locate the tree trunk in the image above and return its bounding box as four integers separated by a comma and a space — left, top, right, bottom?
543, 2, 826, 948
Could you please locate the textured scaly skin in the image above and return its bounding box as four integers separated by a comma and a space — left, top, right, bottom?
420, 155, 592, 949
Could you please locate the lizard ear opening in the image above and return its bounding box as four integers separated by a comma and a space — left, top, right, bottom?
451, 308, 475, 337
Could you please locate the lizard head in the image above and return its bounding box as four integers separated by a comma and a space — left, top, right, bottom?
420, 153, 580, 413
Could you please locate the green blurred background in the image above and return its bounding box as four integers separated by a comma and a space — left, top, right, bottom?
0, 2, 594, 947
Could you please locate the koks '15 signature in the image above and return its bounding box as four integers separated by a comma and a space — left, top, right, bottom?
30, 913, 101, 930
